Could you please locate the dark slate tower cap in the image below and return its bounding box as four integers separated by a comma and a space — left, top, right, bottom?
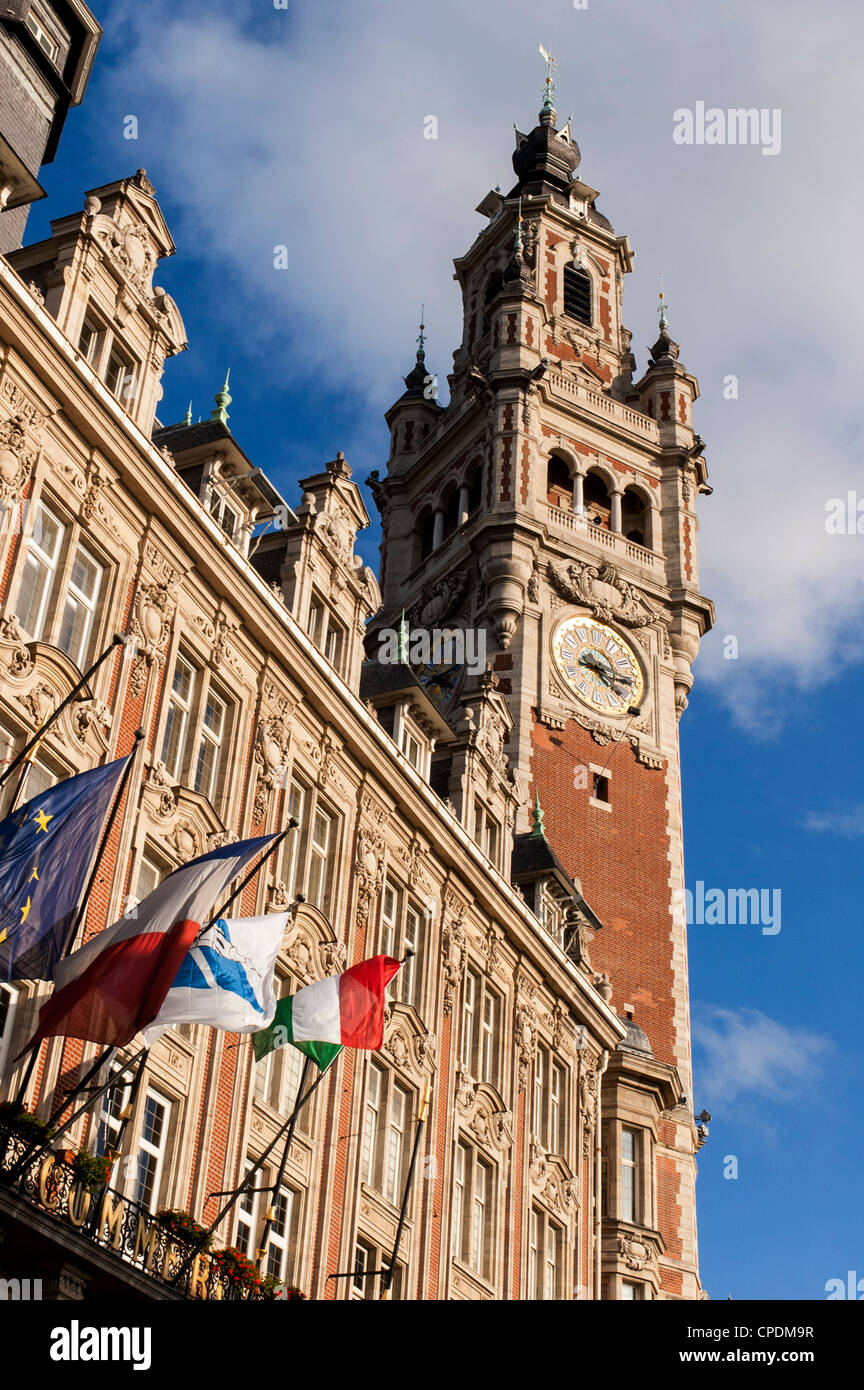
510, 106, 581, 198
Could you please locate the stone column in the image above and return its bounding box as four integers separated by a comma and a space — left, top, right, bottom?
457, 485, 470, 527
610, 488, 623, 533
432, 509, 444, 550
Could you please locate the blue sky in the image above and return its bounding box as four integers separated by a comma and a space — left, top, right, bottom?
27, 0, 863, 1299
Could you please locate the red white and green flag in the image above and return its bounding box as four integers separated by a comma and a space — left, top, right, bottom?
252, 953, 401, 1072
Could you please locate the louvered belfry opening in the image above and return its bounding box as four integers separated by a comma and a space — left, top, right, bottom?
563, 264, 592, 325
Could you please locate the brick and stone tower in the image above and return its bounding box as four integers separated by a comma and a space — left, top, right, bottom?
371, 76, 714, 1298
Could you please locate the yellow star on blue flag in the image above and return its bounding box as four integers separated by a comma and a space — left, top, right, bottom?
0, 755, 130, 982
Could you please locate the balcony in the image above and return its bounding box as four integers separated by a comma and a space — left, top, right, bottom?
0, 1129, 280, 1300
545, 504, 664, 571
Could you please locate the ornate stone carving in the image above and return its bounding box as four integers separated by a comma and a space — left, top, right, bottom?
441, 895, 467, 1017
252, 709, 293, 823
19, 680, 55, 727
320, 939, 348, 975
515, 996, 538, 1092
130, 577, 175, 696
0, 415, 38, 504
408, 574, 465, 628
71, 697, 111, 743
455, 1075, 513, 1151
547, 559, 663, 629
580, 1064, 599, 1159
618, 1230, 656, 1272
354, 823, 385, 926
0, 381, 44, 431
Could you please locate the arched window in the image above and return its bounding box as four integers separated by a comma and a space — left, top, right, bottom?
481, 271, 504, 333
442, 488, 460, 540
546, 455, 573, 509
584, 471, 612, 529
622, 488, 650, 548
419, 509, 436, 561
466, 463, 483, 514
563, 264, 591, 326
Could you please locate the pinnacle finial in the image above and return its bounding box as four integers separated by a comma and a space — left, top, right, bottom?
184, 400, 192, 426
539, 43, 557, 116
515, 195, 524, 254
658, 273, 668, 329
210, 369, 231, 425
531, 793, 546, 838
417, 306, 426, 359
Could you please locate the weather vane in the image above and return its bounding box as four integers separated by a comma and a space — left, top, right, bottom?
658, 273, 668, 328
417, 304, 425, 355
539, 43, 557, 109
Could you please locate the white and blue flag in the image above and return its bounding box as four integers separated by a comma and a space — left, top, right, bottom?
141, 912, 288, 1046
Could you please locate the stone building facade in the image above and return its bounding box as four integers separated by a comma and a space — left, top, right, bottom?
0, 67, 711, 1300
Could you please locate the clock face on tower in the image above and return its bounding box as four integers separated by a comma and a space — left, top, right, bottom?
552, 616, 645, 715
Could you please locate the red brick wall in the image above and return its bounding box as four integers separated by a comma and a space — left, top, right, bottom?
530, 714, 676, 1068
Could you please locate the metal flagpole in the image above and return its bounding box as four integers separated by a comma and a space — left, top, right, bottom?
10, 729, 145, 1108
0, 633, 126, 790
5, 1044, 147, 1183
189, 820, 297, 949
59, 728, 145, 961
253, 1056, 313, 1273
380, 1078, 432, 1299
169, 1053, 337, 1287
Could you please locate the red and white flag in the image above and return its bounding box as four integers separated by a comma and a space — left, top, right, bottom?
18, 836, 276, 1054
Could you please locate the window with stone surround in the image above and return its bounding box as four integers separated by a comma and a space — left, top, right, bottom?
13, 497, 108, 670
563, 263, 592, 325
360, 1058, 415, 1207
452, 1137, 495, 1281
158, 650, 233, 811
527, 1205, 565, 1299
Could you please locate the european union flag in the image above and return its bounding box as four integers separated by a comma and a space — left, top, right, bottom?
0, 755, 129, 982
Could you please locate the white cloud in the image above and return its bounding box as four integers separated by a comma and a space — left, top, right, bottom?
97, 0, 864, 727
802, 806, 864, 836
692, 1004, 831, 1108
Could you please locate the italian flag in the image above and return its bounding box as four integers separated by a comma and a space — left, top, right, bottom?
253, 954, 401, 1071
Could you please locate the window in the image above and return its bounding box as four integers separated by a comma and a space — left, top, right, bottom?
527, 1206, 564, 1298
305, 593, 346, 673
622, 488, 650, 548
14, 502, 63, 641
620, 1281, 643, 1299
78, 315, 106, 366
25, 5, 66, 64
473, 802, 499, 867
380, 883, 424, 1012
361, 1060, 414, 1207
546, 455, 574, 509
160, 654, 195, 780
460, 966, 501, 1087
563, 263, 592, 325
234, 1160, 298, 1282
94, 1065, 132, 1161
351, 1238, 404, 1300
135, 853, 164, 904
533, 1045, 567, 1154
452, 1139, 494, 1280
209, 492, 241, 543
280, 776, 337, 915
621, 1127, 639, 1224
57, 542, 103, 668
584, 471, 612, 529
254, 978, 312, 1131
0, 983, 18, 1077
194, 688, 227, 802
592, 773, 610, 804
106, 347, 136, 405
400, 725, 422, 769
132, 1090, 171, 1211
159, 653, 232, 805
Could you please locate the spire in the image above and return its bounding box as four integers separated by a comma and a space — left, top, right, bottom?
210, 369, 231, 425
184, 401, 192, 426
400, 312, 432, 398
511, 51, 580, 197
648, 275, 681, 367
530, 794, 546, 838
538, 43, 557, 122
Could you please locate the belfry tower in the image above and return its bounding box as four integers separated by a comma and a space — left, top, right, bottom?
371, 67, 713, 1299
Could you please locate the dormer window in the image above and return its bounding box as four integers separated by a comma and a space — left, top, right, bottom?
105, 346, 136, 405
25, 5, 68, 66
474, 801, 500, 867
563, 263, 592, 326
305, 592, 346, 675
209, 492, 240, 541
78, 315, 106, 366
